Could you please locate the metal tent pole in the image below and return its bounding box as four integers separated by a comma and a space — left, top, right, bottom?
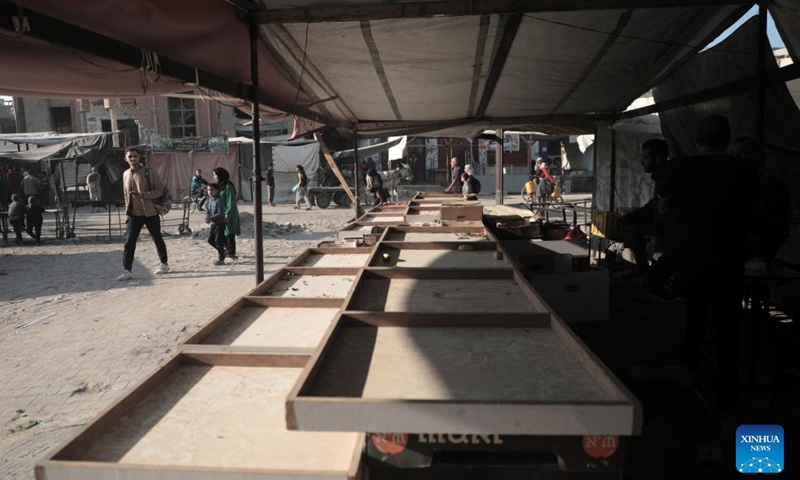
353, 127, 361, 218
756, 2, 767, 160
249, 12, 265, 284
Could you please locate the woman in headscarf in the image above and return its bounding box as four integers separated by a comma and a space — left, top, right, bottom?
212, 167, 241, 260
365, 168, 388, 206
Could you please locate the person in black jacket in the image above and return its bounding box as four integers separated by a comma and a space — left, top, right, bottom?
658, 115, 761, 406
265, 165, 276, 207
294, 165, 312, 210
619, 139, 671, 281
366, 168, 389, 206
25, 196, 45, 244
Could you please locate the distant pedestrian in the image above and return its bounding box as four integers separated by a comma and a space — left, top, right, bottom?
22, 170, 39, 204
0, 171, 10, 210
204, 183, 227, 265
294, 165, 312, 210
443, 157, 463, 194
117, 147, 170, 280
190, 169, 209, 211
212, 167, 241, 260
6, 167, 21, 197
86, 167, 102, 212
25, 196, 45, 244
8, 194, 25, 245
266, 165, 276, 207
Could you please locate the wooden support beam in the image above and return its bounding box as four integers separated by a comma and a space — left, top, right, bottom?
257, 0, 748, 24
315, 132, 357, 205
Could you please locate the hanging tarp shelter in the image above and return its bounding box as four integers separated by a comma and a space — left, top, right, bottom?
231, 137, 319, 202
0, 132, 125, 205
5, 1, 800, 139
0, 133, 111, 166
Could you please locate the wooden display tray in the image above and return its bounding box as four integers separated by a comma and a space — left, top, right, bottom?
413, 192, 460, 199
248, 267, 360, 299
286, 313, 642, 435
405, 213, 440, 225
406, 206, 439, 214
382, 226, 487, 242
499, 239, 588, 274
37, 353, 363, 480
344, 269, 548, 313
408, 201, 443, 208
182, 297, 341, 355
368, 206, 408, 213
337, 224, 384, 242
369, 241, 508, 269
287, 247, 373, 268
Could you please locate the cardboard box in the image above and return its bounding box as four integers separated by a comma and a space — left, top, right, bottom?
440, 201, 483, 224
591, 209, 624, 240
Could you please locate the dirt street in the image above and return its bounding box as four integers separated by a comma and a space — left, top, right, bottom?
0, 203, 353, 480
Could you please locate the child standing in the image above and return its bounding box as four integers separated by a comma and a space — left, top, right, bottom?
25, 196, 45, 244
294, 165, 312, 210
8, 194, 25, 245
204, 183, 227, 265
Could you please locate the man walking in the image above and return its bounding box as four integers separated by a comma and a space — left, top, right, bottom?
117, 147, 169, 280
86, 167, 102, 212
443, 157, 463, 194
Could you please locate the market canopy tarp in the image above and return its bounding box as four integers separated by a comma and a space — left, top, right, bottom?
2, 1, 799, 137
0, 133, 110, 166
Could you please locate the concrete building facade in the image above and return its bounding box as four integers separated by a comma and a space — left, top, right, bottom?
10, 90, 238, 145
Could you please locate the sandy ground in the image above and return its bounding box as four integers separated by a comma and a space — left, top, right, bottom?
0, 190, 595, 479
0, 201, 354, 480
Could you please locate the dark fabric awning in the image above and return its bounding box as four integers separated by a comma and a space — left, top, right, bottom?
0, 133, 110, 166
2, 1, 799, 138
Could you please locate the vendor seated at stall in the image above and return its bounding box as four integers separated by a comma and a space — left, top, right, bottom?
617, 139, 671, 284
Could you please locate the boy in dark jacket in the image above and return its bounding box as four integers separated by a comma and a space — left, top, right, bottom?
25, 196, 45, 244
8, 194, 26, 245
204, 183, 227, 265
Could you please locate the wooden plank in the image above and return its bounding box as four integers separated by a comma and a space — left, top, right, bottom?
340, 312, 551, 328
316, 133, 355, 204
362, 214, 406, 223
286, 258, 375, 410
60, 363, 363, 476
37, 462, 354, 480
378, 241, 497, 250
290, 325, 636, 435
406, 213, 440, 225
252, 270, 359, 299
181, 344, 317, 356
384, 231, 490, 242
48, 356, 183, 462
291, 400, 635, 436
289, 252, 372, 268
370, 248, 506, 269
347, 276, 543, 313
182, 351, 310, 368
185, 305, 340, 351
245, 297, 344, 308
